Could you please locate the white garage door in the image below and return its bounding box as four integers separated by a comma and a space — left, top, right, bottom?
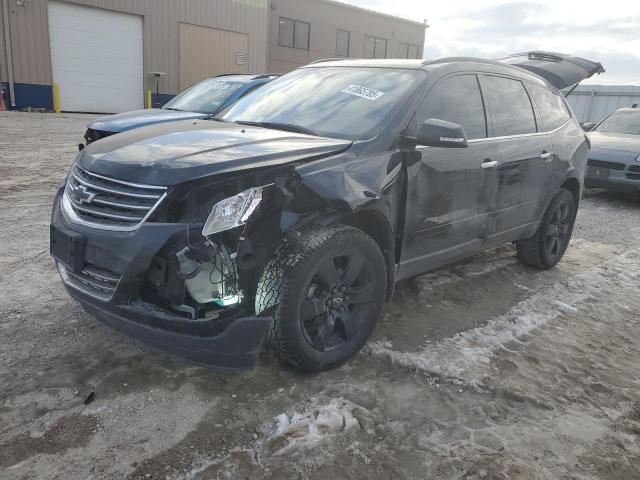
48, 1, 143, 113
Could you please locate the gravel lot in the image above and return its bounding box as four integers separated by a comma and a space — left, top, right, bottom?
1, 111, 640, 480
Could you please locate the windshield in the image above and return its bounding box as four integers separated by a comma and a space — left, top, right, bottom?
595, 110, 640, 135
220, 67, 425, 139
163, 78, 245, 114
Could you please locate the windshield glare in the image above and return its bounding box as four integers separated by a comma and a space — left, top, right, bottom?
163, 79, 244, 114
595, 110, 640, 135
220, 67, 425, 139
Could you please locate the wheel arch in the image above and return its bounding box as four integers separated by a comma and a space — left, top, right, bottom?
307, 208, 397, 302
560, 175, 581, 206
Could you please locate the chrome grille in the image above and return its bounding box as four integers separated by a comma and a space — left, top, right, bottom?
58, 262, 122, 302
63, 165, 167, 231
587, 159, 625, 171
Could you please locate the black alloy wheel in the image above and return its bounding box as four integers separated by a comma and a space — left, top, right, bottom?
300, 251, 375, 353
544, 198, 573, 260
516, 188, 577, 269
256, 226, 387, 372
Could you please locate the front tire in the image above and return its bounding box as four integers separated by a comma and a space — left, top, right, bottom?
256, 226, 387, 372
516, 188, 577, 269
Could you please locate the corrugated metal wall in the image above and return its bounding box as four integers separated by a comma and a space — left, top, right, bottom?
0, 0, 269, 95
0, 0, 52, 85
268, 0, 426, 73
178, 23, 249, 90
566, 85, 640, 123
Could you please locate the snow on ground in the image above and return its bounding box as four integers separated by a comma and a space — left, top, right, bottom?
371, 245, 640, 384
184, 398, 362, 478
412, 256, 518, 291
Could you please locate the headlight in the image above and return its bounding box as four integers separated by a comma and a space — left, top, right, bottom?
636, 154, 640, 162
202, 186, 265, 237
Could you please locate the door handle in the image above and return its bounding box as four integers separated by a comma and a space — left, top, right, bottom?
481, 160, 499, 169
540, 151, 553, 161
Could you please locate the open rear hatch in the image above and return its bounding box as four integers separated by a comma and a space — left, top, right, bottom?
498, 51, 605, 91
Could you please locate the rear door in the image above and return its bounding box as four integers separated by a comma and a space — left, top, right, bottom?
399, 74, 499, 279
480, 74, 553, 234
526, 82, 577, 211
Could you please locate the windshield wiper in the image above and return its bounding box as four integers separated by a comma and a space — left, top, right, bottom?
235, 121, 318, 136
164, 107, 183, 111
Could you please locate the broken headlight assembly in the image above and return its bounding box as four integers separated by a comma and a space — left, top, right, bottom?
162, 185, 270, 314
202, 186, 266, 237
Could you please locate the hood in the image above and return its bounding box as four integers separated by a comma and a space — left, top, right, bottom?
588, 132, 640, 161
88, 109, 210, 133
498, 51, 605, 90
78, 120, 352, 186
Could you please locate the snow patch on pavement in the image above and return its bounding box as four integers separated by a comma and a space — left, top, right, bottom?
269, 398, 360, 453
372, 248, 638, 385
183, 398, 362, 478
414, 256, 517, 291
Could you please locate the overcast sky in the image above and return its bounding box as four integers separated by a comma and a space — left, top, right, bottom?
343, 0, 640, 85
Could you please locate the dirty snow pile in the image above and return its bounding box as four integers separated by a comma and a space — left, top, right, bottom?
184, 398, 361, 478
372, 248, 639, 385
270, 398, 360, 451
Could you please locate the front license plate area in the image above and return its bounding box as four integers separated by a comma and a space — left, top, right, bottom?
50, 225, 85, 273
587, 166, 610, 179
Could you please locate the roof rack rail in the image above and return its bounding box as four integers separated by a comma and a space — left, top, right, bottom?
252, 74, 281, 80
310, 58, 350, 64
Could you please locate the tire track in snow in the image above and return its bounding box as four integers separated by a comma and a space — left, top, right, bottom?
370, 245, 639, 385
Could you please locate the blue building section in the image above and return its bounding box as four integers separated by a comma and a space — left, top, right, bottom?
0, 83, 176, 112
151, 93, 175, 108
1, 82, 54, 110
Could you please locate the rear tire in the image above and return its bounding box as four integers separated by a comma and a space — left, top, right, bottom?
516, 189, 577, 269
255, 226, 386, 372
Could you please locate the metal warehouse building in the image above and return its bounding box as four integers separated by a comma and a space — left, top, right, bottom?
0, 0, 425, 113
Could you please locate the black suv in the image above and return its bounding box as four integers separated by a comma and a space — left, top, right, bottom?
50, 53, 602, 371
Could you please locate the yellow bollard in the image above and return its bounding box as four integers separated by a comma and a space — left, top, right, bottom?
53, 83, 61, 113
147, 90, 153, 109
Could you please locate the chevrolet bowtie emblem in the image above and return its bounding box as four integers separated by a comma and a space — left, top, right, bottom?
72, 184, 96, 205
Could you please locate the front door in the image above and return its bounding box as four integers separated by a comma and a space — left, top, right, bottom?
399, 74, 498, 280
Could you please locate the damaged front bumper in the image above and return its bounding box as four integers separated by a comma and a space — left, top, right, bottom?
50, 188, 272, 371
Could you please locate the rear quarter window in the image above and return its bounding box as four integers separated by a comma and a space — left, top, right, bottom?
482, 76, 537, 137
528, 83, 571, 131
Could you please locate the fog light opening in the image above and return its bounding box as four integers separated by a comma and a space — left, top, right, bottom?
182, 243, 242, 308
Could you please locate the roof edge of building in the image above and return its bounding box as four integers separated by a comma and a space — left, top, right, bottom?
312, 0, 427, 29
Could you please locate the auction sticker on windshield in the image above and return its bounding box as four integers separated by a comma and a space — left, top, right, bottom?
341, 85, 385, 101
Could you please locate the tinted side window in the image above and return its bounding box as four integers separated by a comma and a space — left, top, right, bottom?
528, 84, 570, 131
421, 75, 487, 140
483, 76, 537, 136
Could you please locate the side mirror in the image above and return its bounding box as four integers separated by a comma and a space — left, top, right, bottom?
581, 122, 596, 132
418, 118, 469, 148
